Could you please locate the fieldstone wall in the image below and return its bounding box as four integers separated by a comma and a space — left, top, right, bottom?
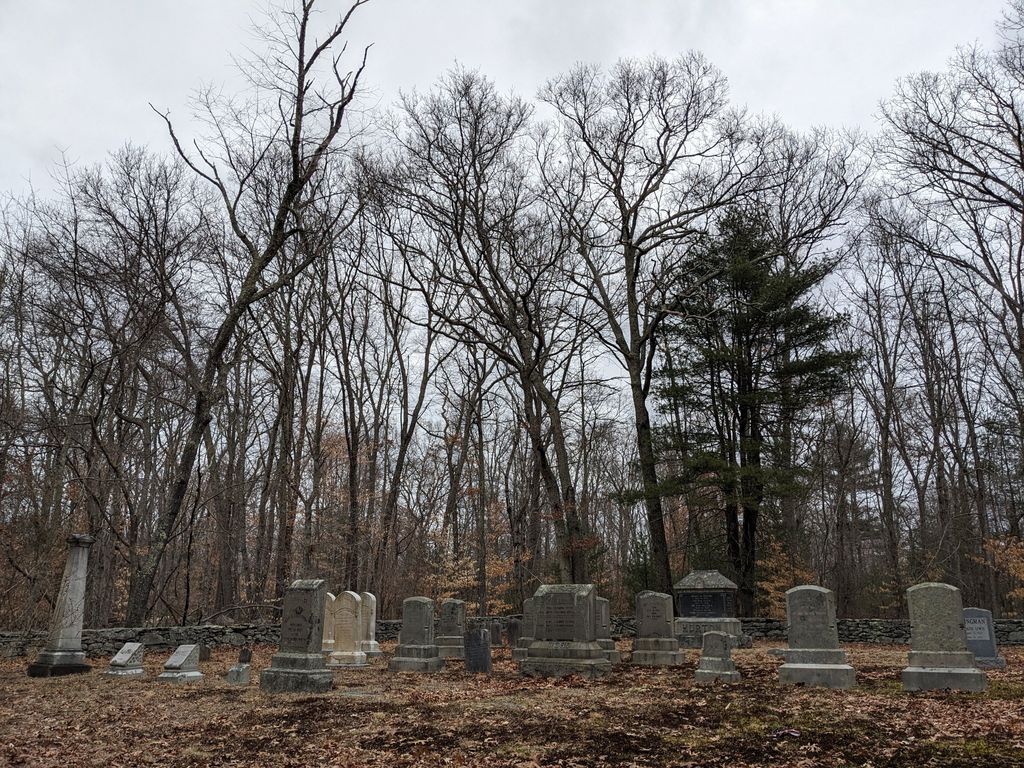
4, 616, 1024, 657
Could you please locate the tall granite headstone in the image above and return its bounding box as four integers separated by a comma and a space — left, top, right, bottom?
27, 534, 95, 677
101, 642, 145, 678
436, 598, 467, 660
631, 591, 684, 666
672, 570, 749, 648
359, 591, 382, 658
328, 590, 367, 667
778, 585, 855, 689
260, 579, 333, 693
694, 631, 741, 683
519, 584, 612, 679
902, 583, 986, 692
963, 608, 1006, 670
464, 627, 492, 674
157, 644, 203, 683
389, 597, 444, 672
595, 597, 620, 662
512, 598, 535, 663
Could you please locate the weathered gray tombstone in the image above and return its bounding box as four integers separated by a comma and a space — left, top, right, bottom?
157, 644, 203, 683
512, 598, 535, 663
519, 584, 612, 679
506, 617, 523, 650
27, 534, 95, 677
778, 585, 855, 689
902, 582, 986, 692
226, 647, 251, 685
595, 597, 620, 663
198, 643, 212, 662
389, 597, 444, 672
359, 591, 382, 658
101, 642, 145, 678
436, 598, 466, 660
464, 627, 492, 674
327, 590, 367, 667
963, 607, 1006, 670
694, 631, 741, 683
322, 591, 337, 653
672, 570, 749, 649
260, 579, 333, 693
488, 619, 503, 648
631, 591, 684, 666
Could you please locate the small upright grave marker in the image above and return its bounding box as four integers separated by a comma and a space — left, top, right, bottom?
436, 598, 466, 660
694, 631, 740, 683
512, 598, 535, 663
157, 644, 203, 684
963, 607, 1006, 669
902, 583, 986, 692
260, 579, 333, 693
464, 627, 492, 674
226, 647, 252, 685
101, 642, 145, 678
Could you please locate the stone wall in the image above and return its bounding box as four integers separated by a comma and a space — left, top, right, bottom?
4, 616, 1024, 657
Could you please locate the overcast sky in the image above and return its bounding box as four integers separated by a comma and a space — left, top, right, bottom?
0, 0, 1007, 196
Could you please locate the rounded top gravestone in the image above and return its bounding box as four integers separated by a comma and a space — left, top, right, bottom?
907, 582, 968, 654
636, 591, 674, 639
786, 585, 840, 650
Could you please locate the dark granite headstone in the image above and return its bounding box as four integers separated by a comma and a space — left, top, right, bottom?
963, 607, 1006, 669
260, 579, 333, 693
238, 647, 252, 664
488, 620, 503, 647
464, 628, 492, 674
506, 617, 522, 649
198, 643, 211, 661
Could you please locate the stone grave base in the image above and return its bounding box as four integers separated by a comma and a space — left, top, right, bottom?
597, 638, 621, 663
157, 670, 204, 684
694, 657, 741, 683
327, 650, 367, 668
361, 641, 383, 659
674, 618, 750, 648
226, 664, 251, 685
389, 643, 444, 673
520, 641, 612, 679
976, 655, 1007, 670
779, 663, 856, 689
27, 650, 91, 678
261, 651, 333, 693
101, 667, 145, 678
631, 638, 684, 666
901, 666, 987, 692
436, 637, 465, 659
512, 639, 533, 663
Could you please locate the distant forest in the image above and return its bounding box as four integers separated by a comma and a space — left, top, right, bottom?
4, 0, 1024, 628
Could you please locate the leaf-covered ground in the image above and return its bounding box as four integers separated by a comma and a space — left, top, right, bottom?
1, 642, 1023, 767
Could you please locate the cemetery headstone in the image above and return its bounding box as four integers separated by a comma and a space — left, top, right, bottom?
672, 570, 750, 649
198, 643, 212, 662
778, 585, 856, 689
327, 590, 367, 667
322, 591, 337, 653
489, 619, 503, 648
389, 596, 444, 673
157, 644, 203, 683
101, 642, 145, 678
519, 584, 612, 679
963, 607, 1007, 670
512, 598, 535, 663
27, 534, 95, 677
359, 591, 382, 658
901, 582, 986, 692
227, 647, 251, 685
436, 598, 467, 660
260, 579, 333, 693
694, 631, 741, 683
631, 590, 684, 666
464, 627, 492, 674
506, 617, 522, 650
595, 597, 620, 663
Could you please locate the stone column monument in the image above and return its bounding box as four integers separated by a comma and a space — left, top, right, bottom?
901, 582, 986, 692
260, 579, 333, 693
27, 533, 95, 677
778, 585, 856, 689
